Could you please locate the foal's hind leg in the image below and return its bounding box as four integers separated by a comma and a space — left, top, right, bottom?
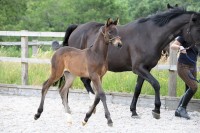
59, 71, 75, 124
34, 78, 55, 120
34, 63, 64, 120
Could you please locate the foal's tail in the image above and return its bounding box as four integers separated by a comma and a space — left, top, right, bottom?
62, 24, 78, 46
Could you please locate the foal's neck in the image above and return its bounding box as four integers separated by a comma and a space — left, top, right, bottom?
90, 31, 109, 60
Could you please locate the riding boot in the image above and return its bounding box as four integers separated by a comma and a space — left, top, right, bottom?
177, 95, 185, 108
175, 88, 196, 119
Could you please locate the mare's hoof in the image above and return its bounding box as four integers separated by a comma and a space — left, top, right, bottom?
131, 110, 140, 118
34, 114, 40, 120
131, 115, 140, 119
82, 121, 87, 126
152, 110, 160, 119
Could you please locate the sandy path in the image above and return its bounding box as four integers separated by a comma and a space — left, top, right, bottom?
0, 94, 199, 133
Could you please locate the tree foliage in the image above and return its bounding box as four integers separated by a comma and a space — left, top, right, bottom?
0, 0, 200, 32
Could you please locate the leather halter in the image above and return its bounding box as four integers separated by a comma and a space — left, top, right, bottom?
186, 13, 200, 49
100, 26, 120, 44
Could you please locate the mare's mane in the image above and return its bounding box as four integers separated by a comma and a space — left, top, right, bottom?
138, 7, 195, 27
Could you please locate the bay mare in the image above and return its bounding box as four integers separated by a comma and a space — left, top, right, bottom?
62, 8, 200, 119
34, 18, 122, 126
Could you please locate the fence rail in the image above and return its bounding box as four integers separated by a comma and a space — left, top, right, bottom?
0, 30, 178, 97
0, 41, 63, 46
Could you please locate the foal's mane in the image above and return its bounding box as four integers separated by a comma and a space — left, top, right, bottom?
138, 7, 195, 27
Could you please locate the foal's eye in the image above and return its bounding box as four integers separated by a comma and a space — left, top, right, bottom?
108, 31, 112, 34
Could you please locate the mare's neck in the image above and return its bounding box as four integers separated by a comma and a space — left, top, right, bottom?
158, 13, 193, 51
91, 31, 109, 60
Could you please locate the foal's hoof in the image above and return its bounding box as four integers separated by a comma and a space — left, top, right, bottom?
67, 121, 72, 126
152, 110, 160, 119
82, 121, 87, 126
34, 114, 40, 120
107, 119, 113, 127
108, 122, 113, 127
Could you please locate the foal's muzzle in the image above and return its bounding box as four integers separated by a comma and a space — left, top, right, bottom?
117, 43, 123, 48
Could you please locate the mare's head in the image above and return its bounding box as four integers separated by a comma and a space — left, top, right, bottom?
181, 13, 200, 50
101, 18, 122, 48
166, 4, 200, 50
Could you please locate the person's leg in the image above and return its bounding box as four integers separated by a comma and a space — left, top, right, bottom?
175, 63, 197, 119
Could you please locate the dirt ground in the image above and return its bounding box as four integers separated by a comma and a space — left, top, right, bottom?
0, 94, 199, 133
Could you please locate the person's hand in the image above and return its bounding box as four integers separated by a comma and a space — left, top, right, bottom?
180, 46, 187, 54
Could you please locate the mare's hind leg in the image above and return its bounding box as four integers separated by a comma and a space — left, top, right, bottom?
80, 77, 96, 113
130, 76, 144, 118
34, 78, 56, 120
59, 71, 75, 124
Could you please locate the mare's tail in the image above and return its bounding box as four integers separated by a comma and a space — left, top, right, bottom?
62, 24, 78, 46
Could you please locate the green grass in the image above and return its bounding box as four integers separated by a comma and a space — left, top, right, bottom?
0, 46, 200, 99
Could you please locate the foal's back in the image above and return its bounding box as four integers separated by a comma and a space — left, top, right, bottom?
52, 46, 91, 77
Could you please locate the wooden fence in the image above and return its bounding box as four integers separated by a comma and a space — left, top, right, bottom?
0, 30, 178, 97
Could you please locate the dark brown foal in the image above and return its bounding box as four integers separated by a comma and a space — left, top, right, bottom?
34, 18, 122, 126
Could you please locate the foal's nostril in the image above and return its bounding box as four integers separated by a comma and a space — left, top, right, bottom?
118, 43, 122, 48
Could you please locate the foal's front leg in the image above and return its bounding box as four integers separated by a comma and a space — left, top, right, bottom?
83, 75, 113, 126
82, 94, 100, 126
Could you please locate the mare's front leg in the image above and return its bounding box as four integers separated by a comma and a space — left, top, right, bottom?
133, 65, 161, 119
59, 72, 75, 124
130, 76, 144, 118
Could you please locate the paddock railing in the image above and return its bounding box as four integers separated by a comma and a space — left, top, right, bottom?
0, 30, 177, 96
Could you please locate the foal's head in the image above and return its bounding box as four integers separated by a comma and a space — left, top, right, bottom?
101, 18, 122, 48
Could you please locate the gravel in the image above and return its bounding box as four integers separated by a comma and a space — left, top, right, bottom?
0, 94, 200, 133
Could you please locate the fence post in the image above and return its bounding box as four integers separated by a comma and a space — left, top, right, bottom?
168, 42, 177, 97
32, 40, 38, 56
21, 30, 28, 85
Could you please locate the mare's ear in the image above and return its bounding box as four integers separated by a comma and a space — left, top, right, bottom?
113, 18, 119, 25
167, 3, 172, 9
192, 14, 198, 23
106, 18, 113, 27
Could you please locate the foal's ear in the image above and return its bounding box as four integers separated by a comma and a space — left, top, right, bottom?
113, 18, 119, 25
106, 18, 113, 27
